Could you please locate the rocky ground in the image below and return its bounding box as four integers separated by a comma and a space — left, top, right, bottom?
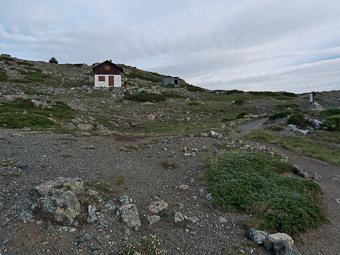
0, 126, 339, 255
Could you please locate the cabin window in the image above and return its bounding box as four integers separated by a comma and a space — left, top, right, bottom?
98, 76, 105, 81
105, 65, 111, 70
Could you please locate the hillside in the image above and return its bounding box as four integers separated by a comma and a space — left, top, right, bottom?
0, 54, 340, 255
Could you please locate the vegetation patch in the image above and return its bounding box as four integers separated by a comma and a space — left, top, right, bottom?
0, 70, 8, 81
186, 84, 205, 92
3, 172, 21, 179
237, 112, 248, 119
274, 103, 299, 111
161, 91, 184, 99
269, 110, 291, 120
247, 131, 340, 166
0, 98, 75, 129
124, 92, 166, 103
207, 151, 325, 235
287, 113, 309, 128
126, 68, 162, 83
116, 174, 126, 185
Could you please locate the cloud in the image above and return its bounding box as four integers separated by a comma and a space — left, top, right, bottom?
0, 0, 340, 92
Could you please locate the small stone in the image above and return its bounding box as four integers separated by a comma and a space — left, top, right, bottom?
64, 122, 76, 130
312, 173, 321, 181
206, 193, 214, 202
247, 228, 268, 244
77, 123, 93, 131
96, 124, 109, 132
119, 195, 133, 205
188, 216, 199, 223
335, 197, 340, 204
219, 217, 228, 223
147, 215, 161, 225
87, 205, 98, 223
86, 189, 98, 196
174, 212, 185, 223
149, 199, 168, 214
179, 184, 189, 190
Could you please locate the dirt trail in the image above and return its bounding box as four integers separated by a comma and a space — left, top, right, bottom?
232, 118, 268, 137
246, 140, 340, 255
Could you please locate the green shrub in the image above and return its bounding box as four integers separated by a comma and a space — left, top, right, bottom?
124, 92, 166, 102
275, 103, 299, 111
280, 92, 298, 97
186, 84, 205, 92
0, 70, 8, 81
237, 112, 248, 119
269, 111, 291, 120
161, 91, 184, 99
208, 151, 325, 235
325, 115, 340, 131
0, 98, 75, 129
225, 89, 245, 94
288, 113, 309, 128
49, 57, 58, 64
322, 109, 340, 116
249, 91, 281, 97
234, 99, 245, 105
126, 68, 162, 83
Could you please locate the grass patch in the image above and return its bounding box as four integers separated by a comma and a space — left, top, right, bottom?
0, 98, 75, 129
274, 103, 299, 111
0, 70, 8, 81
269, 110, 291, 120
61, 153, 72, 158
237, 112, 248, 119
247, 130, 340, 166
12, 69, 50, 83
287, 113, 309, 128
126, 68, 162, 83
116, 174, 126, 185
2, 160, 15, 166
161, 91, 184, 99
186, 84, 205, 92
124, 92, 166, 102
3, 172, 21, 179
207, 151, 325, 235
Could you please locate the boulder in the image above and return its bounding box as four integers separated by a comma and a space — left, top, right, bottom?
293, 165, 309, 179
263, 233, 294, 251
96, 124, 109, 132
273, 240, 293, 255
87, 205, 98, 223
118, 204, 141, 228
247, 228, 268, 244
39, 188, 81, 225
34, 177, 84, 197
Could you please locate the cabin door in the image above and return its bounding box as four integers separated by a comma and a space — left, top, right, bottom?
109, 76, 114, 87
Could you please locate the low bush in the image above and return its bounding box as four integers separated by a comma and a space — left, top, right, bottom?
208, 151, 325, 235
288, 113, 309, 128
236, 112, 248, 119
274, 103, 299, 111
269, 111, 291, 120
186, 84, 205, 92
0, 70, 8, 82
280, 92, 298, 97
161, 91, 184, 99
124, 92, 166, 102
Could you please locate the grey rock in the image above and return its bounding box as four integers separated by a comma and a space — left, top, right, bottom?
188, 216, 199, 224
264, 233, 294, 250
87, 205, 98, 223
147, 215, 161, 225
293, 165, 309, 178
312, 173, 322, 181
64, 122, 76, 130
335, 197, 340, 204
38, 189, 81, 225
148, 199, 168, 214
179, 184, 189, 190
273, 240, 293, 255
174, 211, 184, 223
310, 102, 324, 111
284, 249, 301, 255
247, 228, 268, 244
119, 195, 133, 205
34, 177, 84, 196
118, 204, 141, 228
96, 124, 108, 132
77, 123, 93, 131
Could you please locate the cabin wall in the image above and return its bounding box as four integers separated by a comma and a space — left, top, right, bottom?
94, 75, 122, 88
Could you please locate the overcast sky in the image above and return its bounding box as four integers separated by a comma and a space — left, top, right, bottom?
1, 0, 340, 92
